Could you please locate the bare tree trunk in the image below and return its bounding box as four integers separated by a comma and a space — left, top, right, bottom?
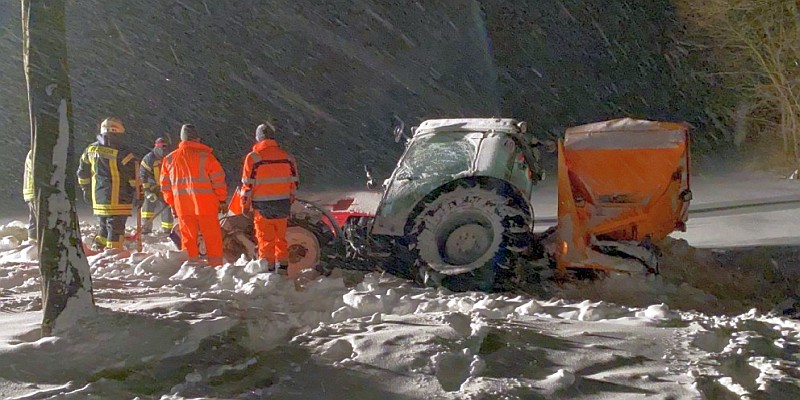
733, 100, 750, 147
792, 106, 800, 171
779, 107, 789, 156
783, 104, 794, 166
21, 0, 95, 336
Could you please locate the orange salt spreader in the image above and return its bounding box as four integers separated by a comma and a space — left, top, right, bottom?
554, 118, 692, 274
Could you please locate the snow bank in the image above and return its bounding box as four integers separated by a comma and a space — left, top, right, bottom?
552, 237, 800, 318
0, 236, 20, 252
0, 222, 27, 243
0, 223, 797, 399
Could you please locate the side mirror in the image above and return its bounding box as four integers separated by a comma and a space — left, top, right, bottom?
364, 165, 375, 190
393, 125, 405, 143
393, 115, 410, 143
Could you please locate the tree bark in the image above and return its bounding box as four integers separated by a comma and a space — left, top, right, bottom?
21, 0, 95, 336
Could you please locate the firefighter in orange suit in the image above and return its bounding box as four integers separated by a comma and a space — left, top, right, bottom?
240, 123, 298, 273
160, 124, 227, 266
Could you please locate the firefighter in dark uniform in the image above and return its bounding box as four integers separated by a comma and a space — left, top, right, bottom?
139, 137, 174, 234
77, 117, 138, 250
23, 149, 36, 241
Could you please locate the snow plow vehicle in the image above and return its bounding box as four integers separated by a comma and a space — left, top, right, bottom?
226, 117, 692, 291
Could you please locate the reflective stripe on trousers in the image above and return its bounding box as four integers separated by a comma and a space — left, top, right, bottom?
141, 196, 174, 232
97, 215, 127, 249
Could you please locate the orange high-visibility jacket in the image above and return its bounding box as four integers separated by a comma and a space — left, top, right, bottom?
241, 139, 297, 202
160, 141, 227, 216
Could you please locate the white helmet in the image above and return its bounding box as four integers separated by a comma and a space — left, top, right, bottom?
100, 117, 125, 135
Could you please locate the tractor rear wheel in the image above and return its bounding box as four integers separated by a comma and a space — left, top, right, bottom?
288, 215, 339, 276
287, 225, 320, 274
409, 185, 531, 291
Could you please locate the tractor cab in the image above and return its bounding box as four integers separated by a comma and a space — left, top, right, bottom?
371, 118, 544, 238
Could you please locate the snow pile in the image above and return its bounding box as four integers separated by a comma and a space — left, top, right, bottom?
0, 223, 797, 398
553, 237, 800, 316
682, 311, 800, 399
0, 221, 27, 243
0, 236, 20, 252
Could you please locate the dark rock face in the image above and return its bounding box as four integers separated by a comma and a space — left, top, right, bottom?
0, 0, 701, 210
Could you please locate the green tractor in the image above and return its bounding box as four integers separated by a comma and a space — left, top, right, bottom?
364, 118, 545, 290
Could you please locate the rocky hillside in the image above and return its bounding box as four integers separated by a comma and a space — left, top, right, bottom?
0, 0, 703, 210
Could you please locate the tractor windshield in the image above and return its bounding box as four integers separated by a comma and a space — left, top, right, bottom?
396, 132, 481, 180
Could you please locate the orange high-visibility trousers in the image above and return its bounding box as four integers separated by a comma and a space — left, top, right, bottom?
254, 212, 288, 266
179, 214, 224, 266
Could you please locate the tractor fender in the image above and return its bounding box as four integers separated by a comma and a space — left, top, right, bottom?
398, 176, 534, 238
296, 198, 345, 240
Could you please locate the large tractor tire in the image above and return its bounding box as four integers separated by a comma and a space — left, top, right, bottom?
409, 185, 531, 291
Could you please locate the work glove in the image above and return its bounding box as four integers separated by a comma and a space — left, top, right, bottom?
145, 191, 158, 203
290, 193, 296, 204
219, 201, 228, 215
240, 191, 252, 214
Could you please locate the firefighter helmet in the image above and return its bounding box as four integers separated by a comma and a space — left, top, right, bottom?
100, 117, 125, 135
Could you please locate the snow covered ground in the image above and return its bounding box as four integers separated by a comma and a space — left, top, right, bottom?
0, 172, 799, 399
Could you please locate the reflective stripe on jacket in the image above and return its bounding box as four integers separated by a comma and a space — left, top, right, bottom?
140, 151, 162, 190
77, 142, 137, 216
23, 150, 34, 201
240, 139, 297, 202
160, 141, 227, 216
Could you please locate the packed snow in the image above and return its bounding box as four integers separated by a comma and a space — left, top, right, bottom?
0, 235, 797, 398
0, 173, 799, 399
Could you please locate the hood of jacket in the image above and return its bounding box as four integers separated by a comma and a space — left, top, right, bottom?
252, 139, 279, 152
178, 140, 214, 153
